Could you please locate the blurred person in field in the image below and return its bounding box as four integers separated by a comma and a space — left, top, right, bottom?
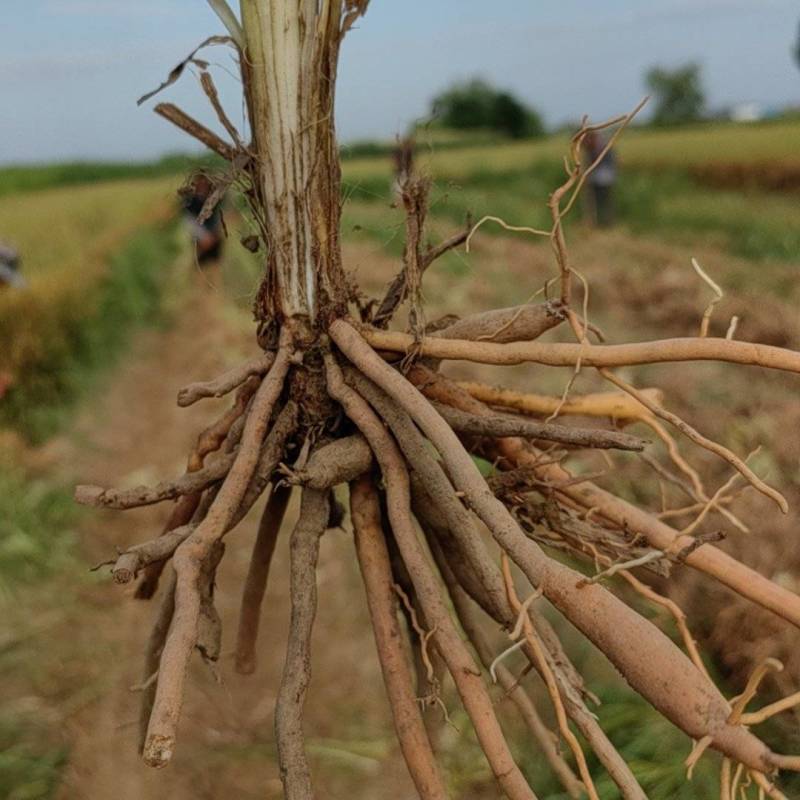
180, 173, 225, 265
392, 135, 415, 194
0, 241, 25, 289
583, 130, 617, 227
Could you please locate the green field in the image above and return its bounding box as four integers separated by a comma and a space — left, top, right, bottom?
0, 177, 185, 441
343, 117, 800, 179
340, 118, 800, 265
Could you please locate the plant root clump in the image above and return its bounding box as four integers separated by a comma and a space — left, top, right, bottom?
78, 3, 800, 798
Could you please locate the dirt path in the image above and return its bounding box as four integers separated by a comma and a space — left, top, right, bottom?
51, 269, 418, 800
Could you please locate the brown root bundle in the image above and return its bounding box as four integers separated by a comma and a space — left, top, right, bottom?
78, 3, 800, 797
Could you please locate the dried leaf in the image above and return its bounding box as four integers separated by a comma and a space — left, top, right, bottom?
137, 35, 234, 106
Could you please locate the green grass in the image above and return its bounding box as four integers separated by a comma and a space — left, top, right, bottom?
616, 170, 800, 263
342, 155, 800, 266
0, 711, 68, 800
514, 684, 719, 799
0, 455, 82, 800
0, 463, 78, 591
0, 154, 217, 198
341, 117, 800, 183
1, 220, 183, 442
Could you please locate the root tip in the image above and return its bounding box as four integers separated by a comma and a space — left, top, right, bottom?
112, 567, 134, 585
142, 735, 174, 769
74, 485, 103, 505
234, 656, 256, 676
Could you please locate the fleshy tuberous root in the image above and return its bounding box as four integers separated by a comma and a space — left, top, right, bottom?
362, 328, 800, 375
325, 352, 538, 800
431, 301, 565, 344
328, 318, 792, 774
275, 487, 329, 800
234, 484, 292, 675
431, 540, 585, 799
143, 331, 293, 768
415, 365, 800, 631
177, 352, 275, 407
456, 381, 662, 422
350, 476, 449, 800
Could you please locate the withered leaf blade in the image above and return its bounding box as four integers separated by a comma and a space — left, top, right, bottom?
137, 35, 233, 106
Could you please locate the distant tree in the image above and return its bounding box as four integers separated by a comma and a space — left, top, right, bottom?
645, 63, 705, 125
431, 78, 544, 139
492, 91, 544, 138
794, 19, 800, 71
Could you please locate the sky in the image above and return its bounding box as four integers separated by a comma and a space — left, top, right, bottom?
1, 0, 798, 164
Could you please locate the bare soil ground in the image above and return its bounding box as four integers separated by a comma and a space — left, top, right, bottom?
15, 222, 800, 798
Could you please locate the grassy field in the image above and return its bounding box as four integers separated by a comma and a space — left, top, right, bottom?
342, 117, 800, 181
0, 155, 217, 199
0, 177, 186, 441
340, 119, 800, 265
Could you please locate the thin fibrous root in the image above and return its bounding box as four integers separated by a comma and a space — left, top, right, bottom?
505, 437, 800, 628
440, 377, 800, 630
741, 691, 800, 726
408, 363, 800, 714
373, 220, 471, 328
350, 475, 449, 800
325, 352, 538, 800
499, 553, 601, 800
234, 484, 292, 675
432, 521, 647, 800
600, 367, 788, 513
431, 542, 584, 799
616, 568, 711, 682
328, 318, 794, 774
275, 486, 329, 800
728, 658, 784, 725
177, 352, 275, 407
142, 330, 292, 768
